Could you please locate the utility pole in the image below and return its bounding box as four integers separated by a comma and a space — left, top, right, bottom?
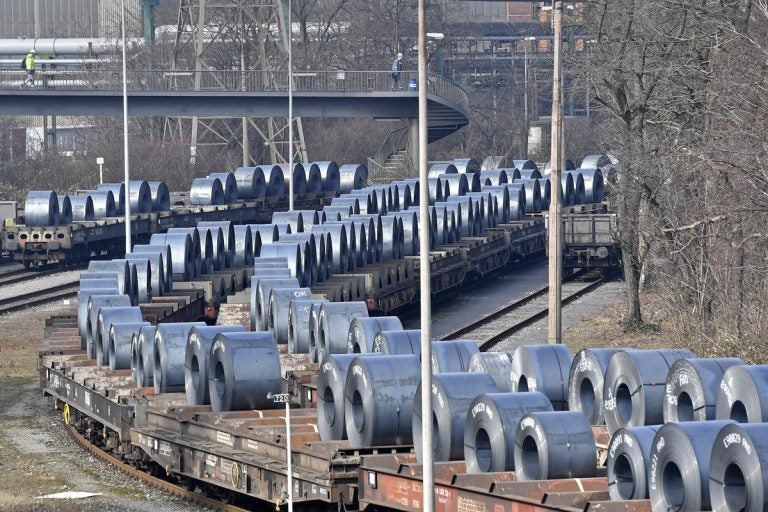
547, 1, 563, 344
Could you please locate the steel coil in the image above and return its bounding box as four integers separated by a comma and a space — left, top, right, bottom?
322, 205, 354, 221
465, 192, 496, 230
406, 208, 435, 249
558, 173, 575, 205
77, 287, 119, 350
153, 322, 206, 393
391, 181, 413, 210
544, 159, 576, 173
269, 287, 312, 343
389, 211, 418, 256
248, 224, 281, 251
253, 277, 300, 331
136, 325, 158, 387
299, 162, 322, 193
87, 260, 131, 298
126, 253, 165, 298
288, 299, 328, 354
254, 164, 284, 199
518, 168, 542, 180
24, 190, 59, 226
716, 364, 768, 422
196, 225, 226, 271
207, 172, 238, 203
339, 164, 367, 193
109, 321, 149, 371
317, 302, 369, 362
515, 178, 542, 213
482, 186, 511, 223
344, 354, 420, 447
350, 215, 382, 262
379, 215, 404, 260
97, 183, 125, 214
310, 224, 348, 273
333, 197, 366, 217
453, 158, 480, 174
539, 178, 551, 210
190, 177, 225, 205
276, 237, 317, 286
577, 168, 605, 203
441, 200, 468, 238
440, 174, 469, 197
348, 190, 378, 214
431, 340, 480, 373
272, 211, 307, 233
184, 325, 246, 406
178, 227, 213, 275
309, 302, 324, 362
507, 185, 526, 220
372, 330, 421, 357
480, 169, 509, 187
233, 166, 267, 200
429, 162, 458, 178
279, 163, 307, 197
324, 220, 358, 270
132, 244, 173, 292
413, 372, 498, 462
514, 411, 597, 481
259, 243, 304, 285
128, 180, 153, 213
510, 344, 574, 410
581, 154, 613, 169
313, 161, 340, 192
231, 225, 254, 266
463, 391, 554, 473
648, 421, 734, 511
361, 187, 390, 214
58, 195, 72, 224
467, 352, 515, 392
564, 171, 586, 205
127, 258, 152, 303
663, 358, 744, 423
248, 271, 290, 329
467, 172, 481, 192
96, 306, 143, 365
69, 195, 94, 222
427, 177, 447, 204
603, 349, 696, 434
317, 353, 370, 440
568, 348, 628, 425
513, 159, 537, 171
449, 196, 482, 236
430, 204, 452, 245
88, 190, 117, 218
710, 423, 768, 512
347, 317, 404, 353
606, 426, 661, 500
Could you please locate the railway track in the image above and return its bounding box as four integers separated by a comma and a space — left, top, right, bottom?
0, 280, 79, 316
441, 271, 608, 350
0, 265, 85, 287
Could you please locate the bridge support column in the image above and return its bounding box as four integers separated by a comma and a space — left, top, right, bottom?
408, 118, 419, 173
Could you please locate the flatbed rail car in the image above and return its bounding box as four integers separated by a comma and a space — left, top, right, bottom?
562, 213, 621, 277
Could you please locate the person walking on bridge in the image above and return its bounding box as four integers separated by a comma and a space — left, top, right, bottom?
391, 52, 403, 90
24, 49, 36, 88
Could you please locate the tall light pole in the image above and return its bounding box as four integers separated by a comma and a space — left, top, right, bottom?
523, 36, 536, 156
270, 392, 293, 511
96, 157, 104, 185
120, 0, 132, 254
287, 0, 294, 211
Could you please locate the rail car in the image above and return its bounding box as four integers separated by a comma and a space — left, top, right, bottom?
562, 213, 621, 278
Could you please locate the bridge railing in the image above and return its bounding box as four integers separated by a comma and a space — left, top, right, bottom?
0, 68, 469, 111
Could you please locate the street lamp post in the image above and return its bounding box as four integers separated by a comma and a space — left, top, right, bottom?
96, 157, 104, 185
287, 0, 294, 212
120, 0, 131, 254
269, 392, 293, 511
523, 36, 536, 156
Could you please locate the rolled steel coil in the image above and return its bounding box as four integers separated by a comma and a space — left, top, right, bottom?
317, 353, 371, 441
347, 316, 404, 353
505, 183, 527, 213
248, 270, 292, 329
568, 348, 628, 425
559, 173, 575, 205
317, 302, 369, 362
269, 287, 312, 343
431, 204, 455, 245
87, 260, 131, 298
405, 207, 436, 249
196, 225, 227, 271
279, 163, 307, 197
389, 211, 418, 256
136, 325, 158, 387
132, 244, 173, 292
463, 391, 553, 473
97, 183, 125, 214
339, 164, 367, 192
581, 154, 613, 169
453, 158, 480, 174
348, 220, 370, 267
716, 364, 768, 422
350, 215, 382, 262
324, 220, 358, 270
348, 190, 378, 215
277, 236, 317, 285
331, 196, 363, 215
57, 195, 72, 224
272, 211, 306, 233
480, 169, 509, 187
544, 159, 576, 173
606, 426, 661, 500
128, 180, 153, 213
709, 423, 768, 512
24, 190, 60, 226
648, 420, 734, 511
77, 287, 119, 350
233, 166, 267, 200
314, 161, 340, 192
440, 173, 469, 197
207, 172, 239, 203
288, 299, 328, 354
510, 344, 574, 410
344, 354, 421, 447
69, 195, 94, 222
310, 230, 334, 280
431, 340, 480, 373
88, 190, 117, 218
565, 171, 586, 205
258, 243, 304, 285
126, 253, 165, 298
513, 159, 537, 170
514, 411, 597, 481
248, 223, 281, 251
322, 205, 354, 221
153, 321, 206, 394
300, 162, 323, 193
208, 331, 282, 412
190, 177, 225, 205
515, 178, 542, 213
231, 225, 254, 266
391, 180, 413, 210
446, 196, 479, 237
174, 227, 212, 275
309, 302, 325, 362
361, 186, 390, 215
577, 168, 605, 203
468, 352, 515, 392
467, 171, 482, 192
184, 325, 246, 406
401, 179, 421, 206
663, 357, 744, 423
426, 177, 447, 204
198, 221, 235, 254
413, 372, 498, 462
483, 186, 511, 223
109, 321, 149, 371
372, 330, 421, 357
507, 185, 526, 220
429, 162, 458, 178
310, 224, 348, 273
295, 209, 322, 231
380, 215, 404, 260
465, 192, 496, 230
252, 277, 300, 331
96, 305, 143, 365
255, 164, 285, 199
518, 168, 542, 180
539, 178, 551, 210
603, 348, 696, 434
127, 258, 152, 303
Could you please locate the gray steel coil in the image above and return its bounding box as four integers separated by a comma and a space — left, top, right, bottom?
288, 299, 328, 354
190, 177, 225, 205
453, 158, 481, 174
513, 159, 537, 170
248, 270, 292, 330
277, 236, 318, 285
440, 173, 469, 197
309, 302, 324, 363
389, 211, 418, 256
431, 204, 456, 245
153, 321, 207, 394
208, 331, 282, 412
136, 325, 158, 387
716, 364, 768, 422
87, 260, 131, 299
463, 392, 553, 473
567, 348, 629, 425
348, 190, 379, 214
315, 161, 341, 192
169, 226, 210, 275
467, 171, 482, 193
466, 191, 496, 229
318, 353, 365, 440
372, 330, 421, 357
317, 302, 369, 362
399, 179, 421, 206
405, 207, 436, 250
413, 372, 498, 462
606, 426, 661, 500
96, 183, 125, 214
96, 306, 143, 365
207, 172, 239, 203
272, 211, 307, 233
301, 162, 323, 193
431, 340, 480, 373
350, 215, 382, 262
24, 190, 59, 226
344, 354, 421, 447
362, 186, 390, 214
232, 225, 254, 267
253, 277, 300, 331
514, 411, 597, 481
446, 196, 480, 237
505, 182, 527, 212
581, 154, 613, 169
349, 220, 370, 267
427, 177, 447, 204
128, 180, 153, 213
127, 258, 152, 303
322, 205, 354, 221
248, 224, 281, 252
380, 215, 404, 260
565, 171, 586, 205
279, 163, 307, 197
295, 209, 323, 231
258, 243, 304, 285
126, 252, 166, 297
132, 244, 173, 293
88, 190, 117, 218
269, 287, 312, 343
429, 162, 458, 178
69, 195, 94, 221
515, 178, 542, 213
347, 317, 404, 353
663, 358, 744, 423
323, 220, 358, 270
390, 181, 412, 211
648, 421, 734, 511
518, 168, 542, 180
58, 195, 72, 224
258, 164, 286, 199
77, 287, 119, 350
331, 196, 363, 214
339, 164, 367, 193
109, 321, 150, 371
544, 159, 576, 173
577, 168, 605, 203
603, 348, 696, 434
479, 169, 509, 187
184, 325, 246, 406
468, 352, 515, 392
540, 178, 551, 210
709, 423, 768, 512
510, 344, 574, 410
559, 173, 575, 205
196, 225, 227, 271
232, 166, 267, 200
482, 186, 511, 223
310, 224, 349, 273
198, 221, 235, 255
274, 224, 292, 237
